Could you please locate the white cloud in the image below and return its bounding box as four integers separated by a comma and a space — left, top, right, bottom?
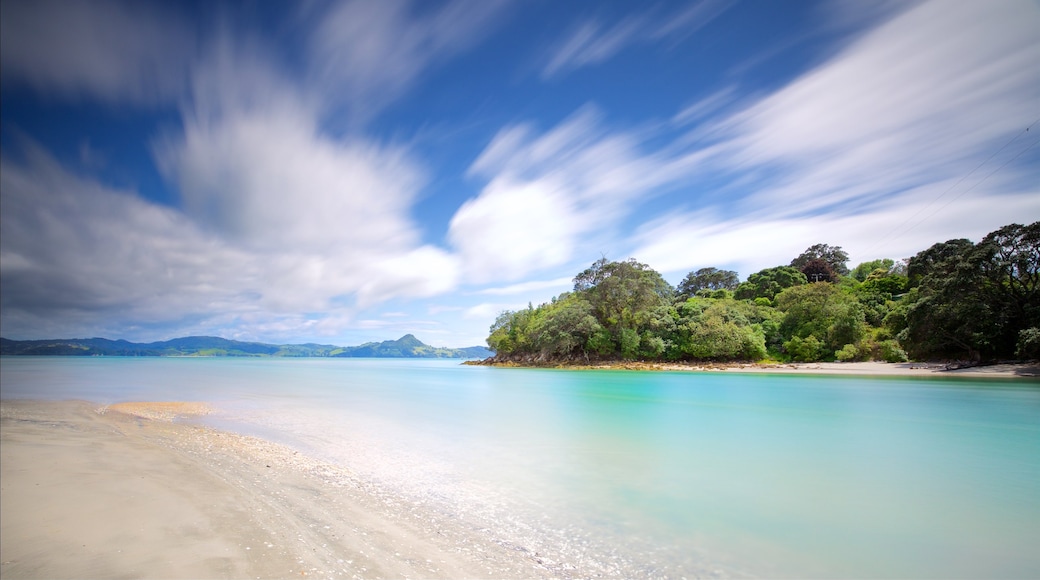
542, 0, 733, 79
476, 277, 574, 296
450, 106, 680, 283
449, 178, 581, 283
153, 31, 462, 313
630, 0, 1040, 276
162, 104, 423, 252
633, 185, 1040, 279
542, 18, 645, 79
652, 0, 734, 39
0, 147, 258, 339
0, 0, 193, 104
308, 0, 508, 119
715, 0, 1040, 218
468, 0, 1038, 289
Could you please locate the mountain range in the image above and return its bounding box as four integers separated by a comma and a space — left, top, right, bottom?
0, 334, 491, 359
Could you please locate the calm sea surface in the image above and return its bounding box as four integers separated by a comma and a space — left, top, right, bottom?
2, 357, 1038, 578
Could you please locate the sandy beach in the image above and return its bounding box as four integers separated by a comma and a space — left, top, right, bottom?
0, 400, 558, 580
474, 359, 1040, 378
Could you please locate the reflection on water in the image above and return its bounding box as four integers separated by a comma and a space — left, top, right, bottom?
3, 357, 1039, 578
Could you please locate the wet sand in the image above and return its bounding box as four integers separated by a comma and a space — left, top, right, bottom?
0, 400, 557, 579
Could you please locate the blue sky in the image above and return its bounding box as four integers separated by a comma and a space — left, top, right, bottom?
1, 0, 1038, 347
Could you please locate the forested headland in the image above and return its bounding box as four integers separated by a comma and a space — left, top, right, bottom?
484, 222, 1039, 365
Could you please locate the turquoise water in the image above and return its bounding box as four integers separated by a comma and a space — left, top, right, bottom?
2, 357, 1038, 578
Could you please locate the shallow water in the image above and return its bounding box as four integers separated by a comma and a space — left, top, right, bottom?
2, 356, 1038, 578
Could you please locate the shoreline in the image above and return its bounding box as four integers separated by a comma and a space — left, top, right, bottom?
0, 400, 590, 579
466, 359, 1040, 378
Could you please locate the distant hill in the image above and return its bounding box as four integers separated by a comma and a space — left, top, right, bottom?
0, 335, 491, 359
330, 334, 490, 359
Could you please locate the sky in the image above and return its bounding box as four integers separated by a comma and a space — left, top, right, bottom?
1, 0, 1038, 348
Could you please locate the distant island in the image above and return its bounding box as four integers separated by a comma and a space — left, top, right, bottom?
0, 334, 492, 359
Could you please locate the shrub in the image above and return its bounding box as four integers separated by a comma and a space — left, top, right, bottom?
876, 340, 909, 363
836, 343, 861, 362
1016, 328, 1040, 359
784, 335, 825, 362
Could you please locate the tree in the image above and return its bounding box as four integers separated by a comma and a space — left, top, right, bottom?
850, 259, 896, 282
575, 258, 673, 328
898, 222, 1040, 360
677, 267, 739, 300
791, 244, 850, 276
734, 266, 807, 301
774, 283, 866, 360
800, 258, 838, 283
528, 293, 602, 359
671, 298, 767, 361
573, 258, 674, 356
487, 307, 535, 355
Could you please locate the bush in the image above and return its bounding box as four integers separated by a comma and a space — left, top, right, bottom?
784, 335, 825, 362
836, 343, 861, 362
1017, 327, 1040, 359
876, 340, 908, 363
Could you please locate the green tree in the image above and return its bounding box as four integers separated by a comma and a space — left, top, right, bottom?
672, 298, 767, 361
574, 258, 674, 347
677, 267, 739, 300
791, 243, 850, 276
528, 293, 602, 359
775, 283, 866, 360
734, 266, 807, 302
851, 259, 896, 282
899, 222, 1039, 360
487, 307, 535, 355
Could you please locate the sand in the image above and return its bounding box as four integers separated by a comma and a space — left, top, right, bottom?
474, 359, 1040, 378
0, 400, 557, 580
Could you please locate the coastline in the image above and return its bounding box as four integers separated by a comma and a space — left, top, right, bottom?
466, 359, 1040, 378
0, 400, 573, 579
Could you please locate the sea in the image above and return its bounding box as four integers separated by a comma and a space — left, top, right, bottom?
2, 356, 1038, 578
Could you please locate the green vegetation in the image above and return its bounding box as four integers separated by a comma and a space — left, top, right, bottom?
486, 222, 1039, 364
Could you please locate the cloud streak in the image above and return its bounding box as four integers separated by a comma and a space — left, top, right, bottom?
635, 0, 1040, 274
0, 0, 194, 104
542, 0, 733, 79
308, 0, 509, 120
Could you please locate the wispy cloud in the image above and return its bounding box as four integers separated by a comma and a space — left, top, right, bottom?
0, 0, 194, 104
542, 0, 733, 79
469, 0, 1039, 284
633, 0, 1040, 274
308, 0, 509, 120
475, 277, 574, 296
716, 0, 1039, 217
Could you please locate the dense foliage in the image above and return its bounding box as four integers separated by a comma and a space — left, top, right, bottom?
487, 222, 1039, 363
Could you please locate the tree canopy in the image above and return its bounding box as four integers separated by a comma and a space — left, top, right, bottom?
485, 223, 1038, 364
791, 244, 850, 276
677, 267, 740, 299
896, 222, 1040, 360
734, 266, 807, 302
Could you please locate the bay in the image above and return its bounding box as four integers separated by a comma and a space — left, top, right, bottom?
2, 356, 1038, 578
